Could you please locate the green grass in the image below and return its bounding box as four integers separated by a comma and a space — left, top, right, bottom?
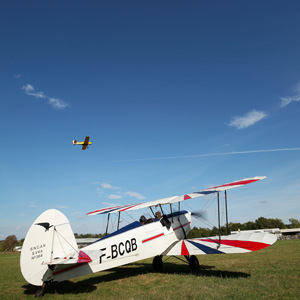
1, 240, 299, 299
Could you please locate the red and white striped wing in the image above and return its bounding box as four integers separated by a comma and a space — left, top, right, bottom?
87, 176, 266, 215
164, 231, 277, 256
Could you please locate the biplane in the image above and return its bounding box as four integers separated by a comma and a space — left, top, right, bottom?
20, 176, 276, 297
72, 136, 92, 150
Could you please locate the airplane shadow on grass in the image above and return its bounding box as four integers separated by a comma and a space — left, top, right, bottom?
22, 261, 250, 296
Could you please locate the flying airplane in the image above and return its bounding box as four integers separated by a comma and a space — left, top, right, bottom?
72, 136, 92, 150
20, 176, 276, 297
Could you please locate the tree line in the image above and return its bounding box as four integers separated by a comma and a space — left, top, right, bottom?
1, 217, 299, 251
74, 233, 104, 239
187, 217, 300, 238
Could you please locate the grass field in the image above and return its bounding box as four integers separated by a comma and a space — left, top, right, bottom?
0, 240, 299, 299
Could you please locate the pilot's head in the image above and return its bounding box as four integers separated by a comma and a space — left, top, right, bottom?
139, 215, 147, 224
155, 212, 162, 219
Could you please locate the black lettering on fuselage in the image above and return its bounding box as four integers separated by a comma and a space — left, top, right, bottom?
131, 238, 137, 251
119, 242, 125, 256
125, 240, 131, 253
109, 238, 138, 260
111, 244, 118, 259
99, 248, 106, 264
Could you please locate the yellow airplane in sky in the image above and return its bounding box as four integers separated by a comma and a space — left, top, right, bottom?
72, 136, 92, 150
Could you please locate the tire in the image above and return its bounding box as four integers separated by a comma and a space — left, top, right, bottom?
34, 288, 45, 298
152, 255, 163, 272
189, 255, 200, 273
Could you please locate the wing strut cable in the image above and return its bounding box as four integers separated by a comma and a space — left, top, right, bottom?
54, 227, 80, 256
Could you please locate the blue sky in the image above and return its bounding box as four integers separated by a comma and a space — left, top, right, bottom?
1, 1, 300, 239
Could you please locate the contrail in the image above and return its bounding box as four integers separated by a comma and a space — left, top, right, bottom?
112, 148, 300, 163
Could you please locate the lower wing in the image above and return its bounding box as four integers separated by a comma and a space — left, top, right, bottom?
163, 232, 277, 256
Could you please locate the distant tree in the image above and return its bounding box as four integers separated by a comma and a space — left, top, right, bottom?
244, 221, 258, 230
2, 235, 17, 251
254, 217, 286, 229
270, 218, 286, 229
198, 227, 213, 237
75, 233, 104, 239
210, 226, 219, 236
187, 227, 199, 238
255, 217, 273, 229
16, 238, 25, 247
288, 218, 300, 228
187, 227, 212, 238
229, 222, 246, 231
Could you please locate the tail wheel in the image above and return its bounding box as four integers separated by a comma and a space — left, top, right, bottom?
152, 255, 163, 272
34, 288, 45, 298
189, 255, 200, 273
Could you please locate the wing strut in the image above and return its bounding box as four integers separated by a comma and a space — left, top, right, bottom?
218, 191, 230, 239
105, 213, 110, 235
217, 192, 221, 247
117, 212, 120, 230
150, 207, 155, 217
225, 190, 229, 235
170, 204, 173, 223
159, 204, 164, 215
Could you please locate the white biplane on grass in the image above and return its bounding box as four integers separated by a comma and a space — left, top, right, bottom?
20, 176, 276, 297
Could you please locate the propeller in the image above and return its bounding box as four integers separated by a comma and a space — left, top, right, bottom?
191, 210, 207, 221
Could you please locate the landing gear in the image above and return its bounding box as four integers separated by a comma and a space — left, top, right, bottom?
34, 282, 46, 298
189, 255, 200, 273
152, 255, 163, 272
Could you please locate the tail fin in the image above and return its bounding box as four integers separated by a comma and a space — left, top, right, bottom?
20, 209, 78, 286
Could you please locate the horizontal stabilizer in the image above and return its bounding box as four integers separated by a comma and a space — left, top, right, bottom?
163, 232, 277, 256
42, 249, 102, 265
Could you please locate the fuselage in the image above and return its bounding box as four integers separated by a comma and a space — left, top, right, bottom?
48, 210, 192, 282
73, 142, 92, 145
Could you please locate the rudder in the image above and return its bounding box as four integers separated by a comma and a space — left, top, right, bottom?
20, 209, 78, 286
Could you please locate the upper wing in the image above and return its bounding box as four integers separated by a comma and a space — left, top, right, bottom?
195, 176, 266, 193
87, 176, 265, 216
163, 232, 277, 256
82, 136, 90, 150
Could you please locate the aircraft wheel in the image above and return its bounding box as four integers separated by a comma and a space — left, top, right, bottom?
152, 255, 163, 272
34, 288, 45, 298
189, 255, 200, 273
